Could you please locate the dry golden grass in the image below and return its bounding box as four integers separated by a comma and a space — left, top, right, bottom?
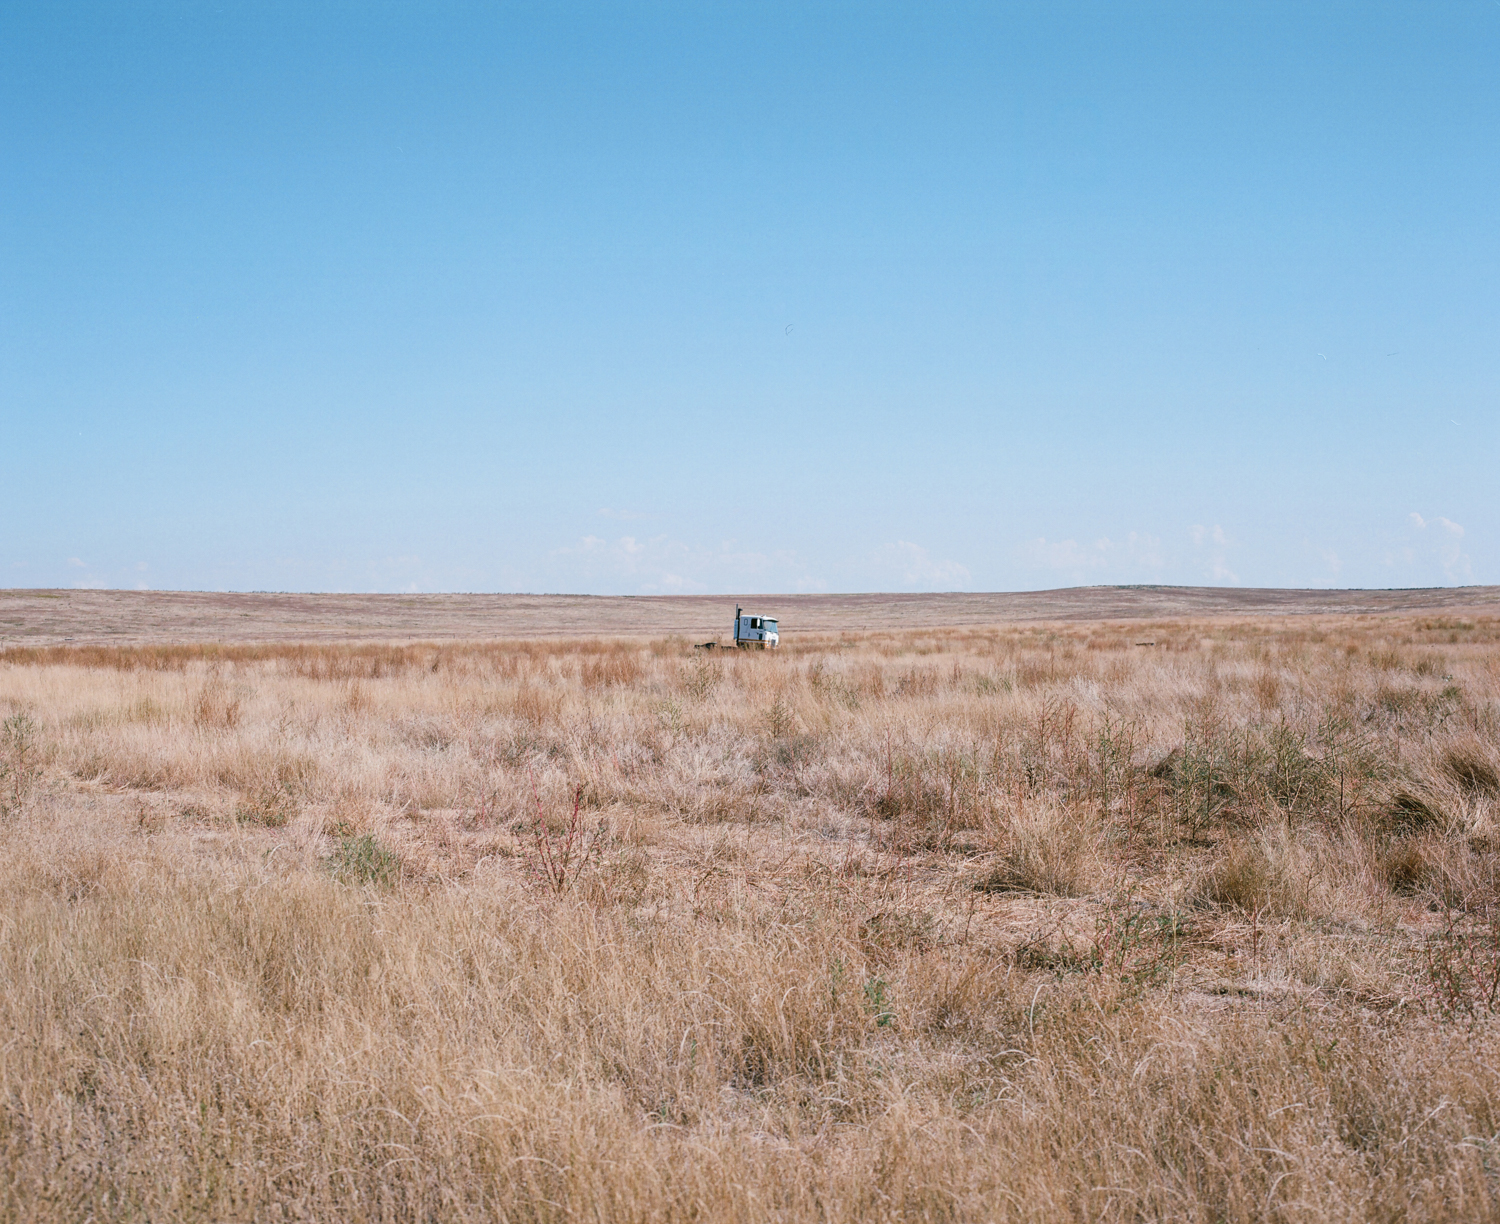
4, 614, 1500, 1220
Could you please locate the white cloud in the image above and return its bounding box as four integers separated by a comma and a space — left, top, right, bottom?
870, 541, 972, 590
1188, 524, 1238, 584
67, 557, 86, 568
1396, 512, 1472, 582
1018, 531, 1165, 582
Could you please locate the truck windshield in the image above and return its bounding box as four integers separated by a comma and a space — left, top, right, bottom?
764, 620, 777, 630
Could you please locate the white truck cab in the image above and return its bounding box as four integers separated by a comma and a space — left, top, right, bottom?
734, 606, 779, 648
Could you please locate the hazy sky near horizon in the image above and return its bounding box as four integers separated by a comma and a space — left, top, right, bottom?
3, 2, 1496, 596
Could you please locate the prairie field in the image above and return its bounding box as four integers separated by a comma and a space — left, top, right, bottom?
4, 613, 1500, 1221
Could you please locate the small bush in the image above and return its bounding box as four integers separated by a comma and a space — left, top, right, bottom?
1150, 726, 1239, 837
0, 712, 44, 818
329, 833, 399, 886
680, 655, 720, 700
1262, 721, 1334, 816
236, 785, 298, 828
527, 783, 606, 895
1424, 907, 1500, 1024
764, 695, 796, 738
863, 977, 895, 1026
1089, 894, 1189, 993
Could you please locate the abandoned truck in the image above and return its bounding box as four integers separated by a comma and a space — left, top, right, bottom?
733, 606, 778, 648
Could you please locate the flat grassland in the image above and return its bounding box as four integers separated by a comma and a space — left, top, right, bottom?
4, 595, 1500, 1220
4, 583, 1500, 645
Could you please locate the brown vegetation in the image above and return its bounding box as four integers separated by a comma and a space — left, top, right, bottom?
4, 584, 1499, 647
3, 614, 1500, 1220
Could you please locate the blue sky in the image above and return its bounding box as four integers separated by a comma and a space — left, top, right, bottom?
3, 2, 1496, 595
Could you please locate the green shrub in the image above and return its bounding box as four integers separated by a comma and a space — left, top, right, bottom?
329, 833, 399, 886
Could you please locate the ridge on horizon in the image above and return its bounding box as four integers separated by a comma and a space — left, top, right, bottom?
6, 582, 1499, 599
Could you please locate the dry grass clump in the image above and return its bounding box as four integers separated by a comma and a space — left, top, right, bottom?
3, 612, 1500, 1219
976, 796, 1103, 896
191, 669, 242, 729
1442, 737, 1500, 796
1194, 824, 1323, 916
